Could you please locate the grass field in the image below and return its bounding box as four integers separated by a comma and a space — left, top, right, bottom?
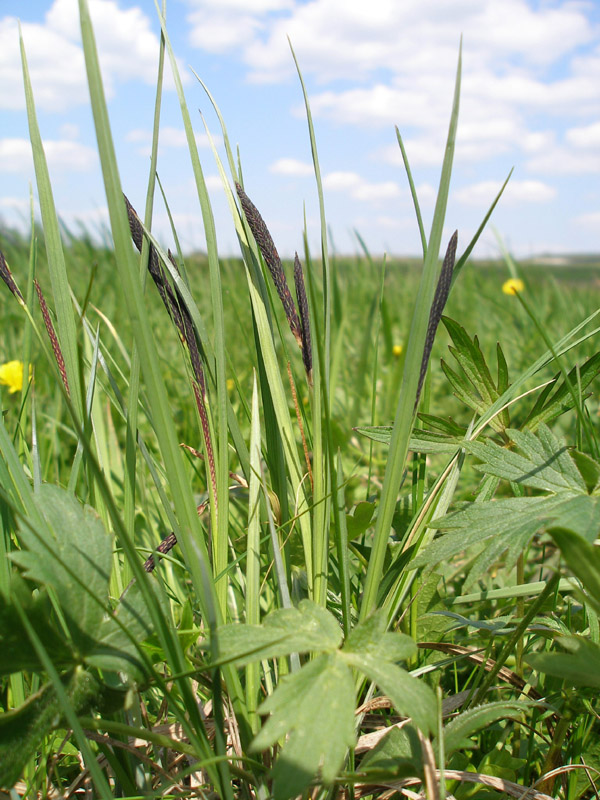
1, 3, 600, 799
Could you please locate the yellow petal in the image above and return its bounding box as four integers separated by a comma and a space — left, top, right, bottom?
502, 278, 525, 296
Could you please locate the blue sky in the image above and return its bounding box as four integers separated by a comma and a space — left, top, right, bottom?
1, 0, 599, 258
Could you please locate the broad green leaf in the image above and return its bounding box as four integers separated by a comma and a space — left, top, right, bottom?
355, 424, 463, 455
414, 489, 600, 585
550, 528, 600, 611
417, 413, 466, 437
412, 495, 560, 570
10, 485, 112, 650
86, 582, 154, 680
341, 650, 436, 734
523, 352, 600, 432
0, 575, 75, 675
0, 668, 101, 789
343, 609, 416, 663
207, 600, 343, 667
441, 317, 509, 431
465, 425, 586, 494
346, 501, 376, 540
526, 636, 600, 688
360, 722, 423, 778
444, 701, 530, 756
251, 652, 355, 800
569, 449, 600, 494
444, 318, 498, 403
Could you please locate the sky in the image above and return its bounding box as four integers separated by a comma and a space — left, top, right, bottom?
0, 0, 599, 259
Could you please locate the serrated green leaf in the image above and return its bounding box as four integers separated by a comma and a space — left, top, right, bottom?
343, 610, 416, 663
342, 650, 436, 734
86, 582, 154, 680
444, 701, 529, 756
445, 320, 497, 405
409, 429, 463, 455
0, 575, 75, 675
251, 652, 355, 800
413, 492, 600, 577
416, 413, 466, 437
496, 343, 509, 395
412, 495, 558, 570
526, 636, 600, 688
441, 358, 487, 416
354, 425, 392, 445
550, 528, 600, 611
10, 485, 112, 651
346, 501, 376, 540
524, 352, 600, 432
465, 425, 586, 494
0, 669, 101, 789
206, 600, 343, 667
569, 449, 600, 494
360, 722, 423, 778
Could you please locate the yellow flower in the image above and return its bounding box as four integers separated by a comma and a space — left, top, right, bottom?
226, 378, 235, 392
0, 360, 25, 394
392, 344, 403, 357
502, 278, 525, 296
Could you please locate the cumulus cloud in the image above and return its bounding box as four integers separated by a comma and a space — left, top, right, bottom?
455, 179, 557, 206
323, 171, 400, 202
184, 0, 599, 184
126, 126, 222, 156
0, 0, 180, 112
0, 137, 97, 173
574, 211, 600, 230
270, 158, 314, 176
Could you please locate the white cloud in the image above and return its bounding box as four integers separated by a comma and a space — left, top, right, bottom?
574, 211, 600, 230
185, 0, 594, 85
0, 137, 97, 173
566, 121, 600, 149
125, 126, 222, 156
526, 146, 600, 175
183, 0, 599, 186
323, 171, 400, 202
270, 158, 313, 176
0, 0, 179, 112
455, 179, 557, 206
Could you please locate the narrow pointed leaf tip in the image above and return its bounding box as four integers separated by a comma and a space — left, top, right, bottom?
235, 182, 303, 348
415, 230, 458, 408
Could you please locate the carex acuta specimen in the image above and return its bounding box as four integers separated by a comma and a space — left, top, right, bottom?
236, 182, 313, 386
415, 230, 458, 410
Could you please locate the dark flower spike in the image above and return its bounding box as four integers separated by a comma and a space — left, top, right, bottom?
415, 230, 458, 410
123, 194, 216, 506
34, 279, 70, 397
123, 194, 187, 338
144, 531, 178, 573
235, 182, 303, 348
0, 249, 24, 303
293, 252, 313, 385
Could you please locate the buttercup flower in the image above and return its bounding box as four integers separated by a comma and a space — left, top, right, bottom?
392, 344, 403, 357
502, 278, 525, 295
226, 378, 235, 392
0, 360, 25, 394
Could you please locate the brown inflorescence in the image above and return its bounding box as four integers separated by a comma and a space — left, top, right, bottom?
415, 230, 458, 410
293, 252, 313, 386
34, 279, 70, 397
123, 194, 217, 510
235, 182, 303, 348
0, 250, 24, 303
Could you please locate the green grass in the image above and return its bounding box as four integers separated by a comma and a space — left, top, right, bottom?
0, 4, 600, 798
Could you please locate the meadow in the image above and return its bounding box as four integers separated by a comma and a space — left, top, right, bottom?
1, 3, 600, 799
